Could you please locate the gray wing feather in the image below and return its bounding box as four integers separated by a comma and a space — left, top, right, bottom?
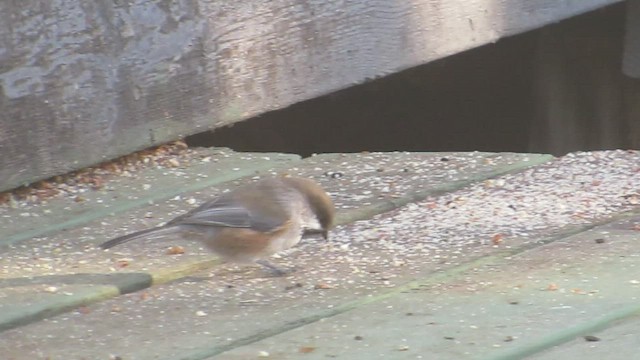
168, 190, 288, 232
172, 206, 252, 228
100, 226, 181, 249
167, 202, 283, 231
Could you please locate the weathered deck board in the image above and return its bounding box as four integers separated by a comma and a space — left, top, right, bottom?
2, 149, 640, 359
0, 0, 623, 191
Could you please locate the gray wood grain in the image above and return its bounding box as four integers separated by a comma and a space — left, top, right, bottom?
0, 0, 622, 191
623, 0, 640, 78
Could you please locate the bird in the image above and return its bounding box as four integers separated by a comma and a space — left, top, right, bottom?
99, 176, 335, 275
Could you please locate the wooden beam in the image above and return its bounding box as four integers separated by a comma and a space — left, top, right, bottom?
0, 0, 623, 191
623, 0, 640, 78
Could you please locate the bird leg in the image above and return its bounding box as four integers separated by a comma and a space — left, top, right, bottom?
255, 259, 295, 276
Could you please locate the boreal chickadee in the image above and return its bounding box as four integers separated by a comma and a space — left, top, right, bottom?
100, 176, 335, 275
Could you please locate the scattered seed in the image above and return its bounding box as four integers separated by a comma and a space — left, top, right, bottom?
314, 283, 334, 290
0, 141, 190, 205
166, 246, 185, 255
299, 346, 315, 353
546, 283, 559, 291
77, 306, 91, 314
115, 259, 130, 268
492, 233, 504, 245
284, 282, 304, 291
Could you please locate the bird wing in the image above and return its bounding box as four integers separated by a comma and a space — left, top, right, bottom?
100, 226, 181, 249
173, 207, 251, 227
168, 195, 287, 232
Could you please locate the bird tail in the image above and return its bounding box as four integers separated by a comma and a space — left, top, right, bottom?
99, 226, 180, 249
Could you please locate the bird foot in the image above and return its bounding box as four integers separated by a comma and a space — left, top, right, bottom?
255, 260, 297, 277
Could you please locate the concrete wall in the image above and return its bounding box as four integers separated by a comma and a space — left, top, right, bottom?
0, 0, 624, 191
